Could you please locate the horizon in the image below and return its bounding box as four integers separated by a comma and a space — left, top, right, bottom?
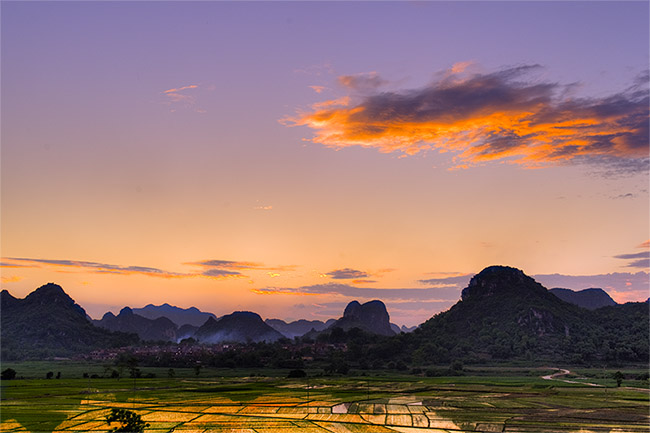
3, 265, 645, 328
2, 2, 649, 328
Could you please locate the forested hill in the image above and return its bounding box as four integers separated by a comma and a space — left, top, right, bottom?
1, 284, 139, 360
390, 266, 649, 365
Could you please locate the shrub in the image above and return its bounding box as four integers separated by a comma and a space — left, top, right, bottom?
1, 368, 17, 380
106, 408, 149, 432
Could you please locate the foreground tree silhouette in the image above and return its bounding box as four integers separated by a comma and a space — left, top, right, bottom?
1, 368, 17, 380
613, 371, 624, 387
106, 408, 149, 432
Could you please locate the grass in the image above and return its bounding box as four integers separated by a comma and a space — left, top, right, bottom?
1, 361, 648, 432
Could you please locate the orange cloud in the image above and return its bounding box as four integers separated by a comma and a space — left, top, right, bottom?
309, 85, 326, 93
284, 65, 649, 172
161, 84, 207, 113
352, 279, 377, 285
251, 288, 318, 296
163, 84, 199, 94
1, 275, 22, 283
638, 240, 650, 249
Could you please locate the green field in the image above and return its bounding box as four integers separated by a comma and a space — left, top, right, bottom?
1, 362, 648, 432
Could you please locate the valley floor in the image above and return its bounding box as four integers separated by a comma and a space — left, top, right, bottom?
1, 369, 648, 432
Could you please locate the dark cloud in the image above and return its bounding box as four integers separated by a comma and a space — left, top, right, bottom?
202, 269, 243, 278
0, 261, 30, 268
2, 257, 270, 280
287, 65, 649, 172
614, 250, 650, 269
5, 257, 187, 278
254, 282, 461, 302
192, 259, 253, 269
612, 193, 635, 199
338, 72, 388, 92
326, 268, 370, 279
419, 274, 473, 287
626, 258, 650, 268
614, 251, 650, 260
187, 260, 255, 279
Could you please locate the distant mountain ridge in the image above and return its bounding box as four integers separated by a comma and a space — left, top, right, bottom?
265, 318, 335, 339
194, 311, 284, 344
549, 287, 617, 310
132, 303, 216, 327
94, 307, 178, 342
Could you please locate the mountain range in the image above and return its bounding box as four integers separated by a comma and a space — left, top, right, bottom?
265, 318, 336, 339
2, 266, 647, 364
132, 303, 216, 327
93, 300, 397, 344
94, 307, 178, 342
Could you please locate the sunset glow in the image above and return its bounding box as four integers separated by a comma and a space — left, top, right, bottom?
1, 1, 648, 327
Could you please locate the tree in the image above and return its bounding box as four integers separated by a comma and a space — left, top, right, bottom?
1, 368, 17, 380
115, 353, 139, 380
613, 371, 624, 387
106, 408, 149, 432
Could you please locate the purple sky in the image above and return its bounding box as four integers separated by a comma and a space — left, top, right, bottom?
2, 1, 648, 326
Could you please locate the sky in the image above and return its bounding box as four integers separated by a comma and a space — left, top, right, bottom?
1, 1, 648, 327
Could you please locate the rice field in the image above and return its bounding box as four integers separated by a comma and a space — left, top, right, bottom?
1, 370, 648, 432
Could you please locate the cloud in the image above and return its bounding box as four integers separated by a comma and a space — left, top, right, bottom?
161, 83, 206, 113
4, 258, 189, 278
189, 260, 294, 272
188, 259, 296, 280
309, 85, 327, 94
419, 274, 473, 287
614, 251, 649, 260
0, 261, 30, 268
252, 282, 461, 303
337, 72, 388, 92
614, 250, 650, 269
163, 85, 199, 94
202, 268, 245, 279
284, 65, 649, 172
624, 259, 650, 268
325, 268, 370, 280
638, 240, 650, 249
352, 279, 377, 285
3, 257, 295, 281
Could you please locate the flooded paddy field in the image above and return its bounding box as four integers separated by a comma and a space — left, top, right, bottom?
1, 369, 648, 432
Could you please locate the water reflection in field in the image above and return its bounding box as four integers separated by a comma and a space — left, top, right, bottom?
1, 377, 648, 432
